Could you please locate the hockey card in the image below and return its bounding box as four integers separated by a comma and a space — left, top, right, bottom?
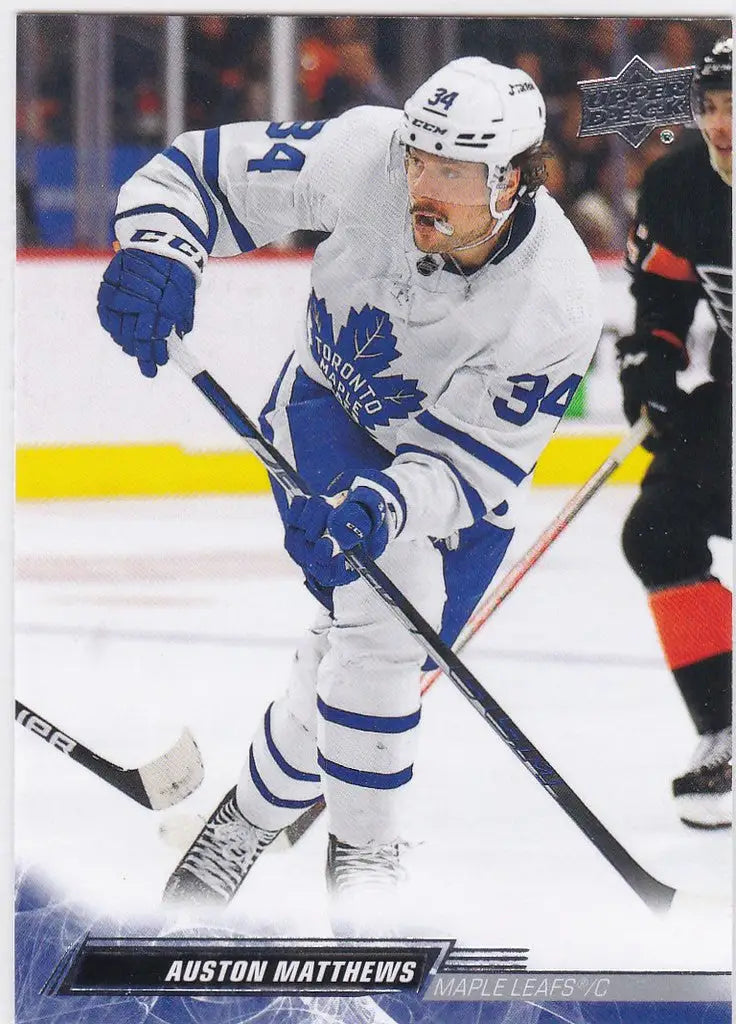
13, 7, 733, 1024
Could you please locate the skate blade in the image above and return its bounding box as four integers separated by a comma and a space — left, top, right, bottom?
676, 792, 732, 830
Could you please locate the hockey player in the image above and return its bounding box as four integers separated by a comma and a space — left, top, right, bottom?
97, 57, 602, 931
617, 38, 732, 829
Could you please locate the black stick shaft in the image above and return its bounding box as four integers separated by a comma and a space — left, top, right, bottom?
15, 700, 150, 806
185, 362, 675, 912
287, 419, 650, 845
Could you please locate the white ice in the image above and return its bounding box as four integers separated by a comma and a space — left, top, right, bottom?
14, 487, 732, 971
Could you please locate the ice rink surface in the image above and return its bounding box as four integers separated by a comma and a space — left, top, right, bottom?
14, 486, 732, 972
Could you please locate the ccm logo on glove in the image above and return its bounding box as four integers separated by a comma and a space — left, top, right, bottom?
283, 477, 403, 589
130, 228, 205, 271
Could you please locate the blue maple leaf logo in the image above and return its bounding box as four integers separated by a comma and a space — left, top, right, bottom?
342, 305, 396, 365
308, 292, 334, 350
308, 292, 426, 430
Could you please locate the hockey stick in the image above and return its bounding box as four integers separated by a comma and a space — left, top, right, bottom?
169, 336, 676, 913
15, 700, 204, 810
420, 415, 652, 692
285, 415, 651, 845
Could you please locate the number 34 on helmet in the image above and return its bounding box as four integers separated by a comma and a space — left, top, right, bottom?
399, 57, 546, 228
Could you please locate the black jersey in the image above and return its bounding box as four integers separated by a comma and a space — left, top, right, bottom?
626, 136, 732, 383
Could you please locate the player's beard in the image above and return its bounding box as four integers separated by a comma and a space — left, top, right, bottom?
410, 202, 495, 254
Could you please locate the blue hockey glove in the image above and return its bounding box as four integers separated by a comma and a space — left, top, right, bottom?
284, 495, 357, 588
97, 249, 196, 377
327, 485, 391, 561
284, 477, 402, 589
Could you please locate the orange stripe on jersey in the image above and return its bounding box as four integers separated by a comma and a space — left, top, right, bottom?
651, 328, 685, 350
641, 242, 698, 282
651, 328, 688, 365
648, 579, 732, 671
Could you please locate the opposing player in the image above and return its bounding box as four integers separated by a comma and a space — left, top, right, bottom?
97, 57, 602, 931
617, 38, 732, 829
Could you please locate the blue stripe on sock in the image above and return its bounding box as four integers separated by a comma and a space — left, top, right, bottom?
249, 747, 322, 809
317, 696, 420, 734
263, 703, 320, 782
203, 128, 256, 253
395, 442, 487, 521
113, 203, 210, 254
317, 750, 413, 790
416, 411, 527, 485
161, 146, 219, 251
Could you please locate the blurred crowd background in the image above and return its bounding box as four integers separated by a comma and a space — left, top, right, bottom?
16, 14, 729, 253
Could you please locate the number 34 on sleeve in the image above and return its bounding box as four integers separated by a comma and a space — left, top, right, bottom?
493, 372, 582, 426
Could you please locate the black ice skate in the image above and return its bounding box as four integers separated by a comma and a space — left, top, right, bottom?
673, 726, 732, 830
163, 787, 279, 906
326, 833, 409, 936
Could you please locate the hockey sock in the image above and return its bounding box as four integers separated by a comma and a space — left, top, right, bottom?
237, 702, 323, 833
647, 578, 732, 735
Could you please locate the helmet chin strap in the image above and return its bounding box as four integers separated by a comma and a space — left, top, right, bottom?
431, 180, 524, 253
434, 169, 523, 253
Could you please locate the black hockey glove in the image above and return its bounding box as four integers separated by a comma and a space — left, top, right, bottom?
616, 333, 685, 452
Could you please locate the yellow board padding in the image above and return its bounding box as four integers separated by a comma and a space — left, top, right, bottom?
15, 435, 652, 501
15, 444, 270, 500
532, 434, 652, 486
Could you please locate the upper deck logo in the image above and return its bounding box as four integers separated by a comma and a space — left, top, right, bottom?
578, 56, 694, 148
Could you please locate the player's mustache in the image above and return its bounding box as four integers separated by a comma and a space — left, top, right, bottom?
410, 203, 447, 218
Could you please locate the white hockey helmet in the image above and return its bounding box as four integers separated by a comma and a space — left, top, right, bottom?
400, 57, 546, 233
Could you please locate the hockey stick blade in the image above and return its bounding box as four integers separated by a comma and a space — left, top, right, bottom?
16, 701, 204, 810
137, 728, 205, 810
169, 337, 676, 914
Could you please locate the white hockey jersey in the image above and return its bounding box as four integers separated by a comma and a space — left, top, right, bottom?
114, 106, 603, 540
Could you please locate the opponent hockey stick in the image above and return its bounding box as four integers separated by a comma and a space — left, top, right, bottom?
169, 337, 676, 913
285, 414, 652, 845
420, 414, 652, 689
15, 700, 204, 810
